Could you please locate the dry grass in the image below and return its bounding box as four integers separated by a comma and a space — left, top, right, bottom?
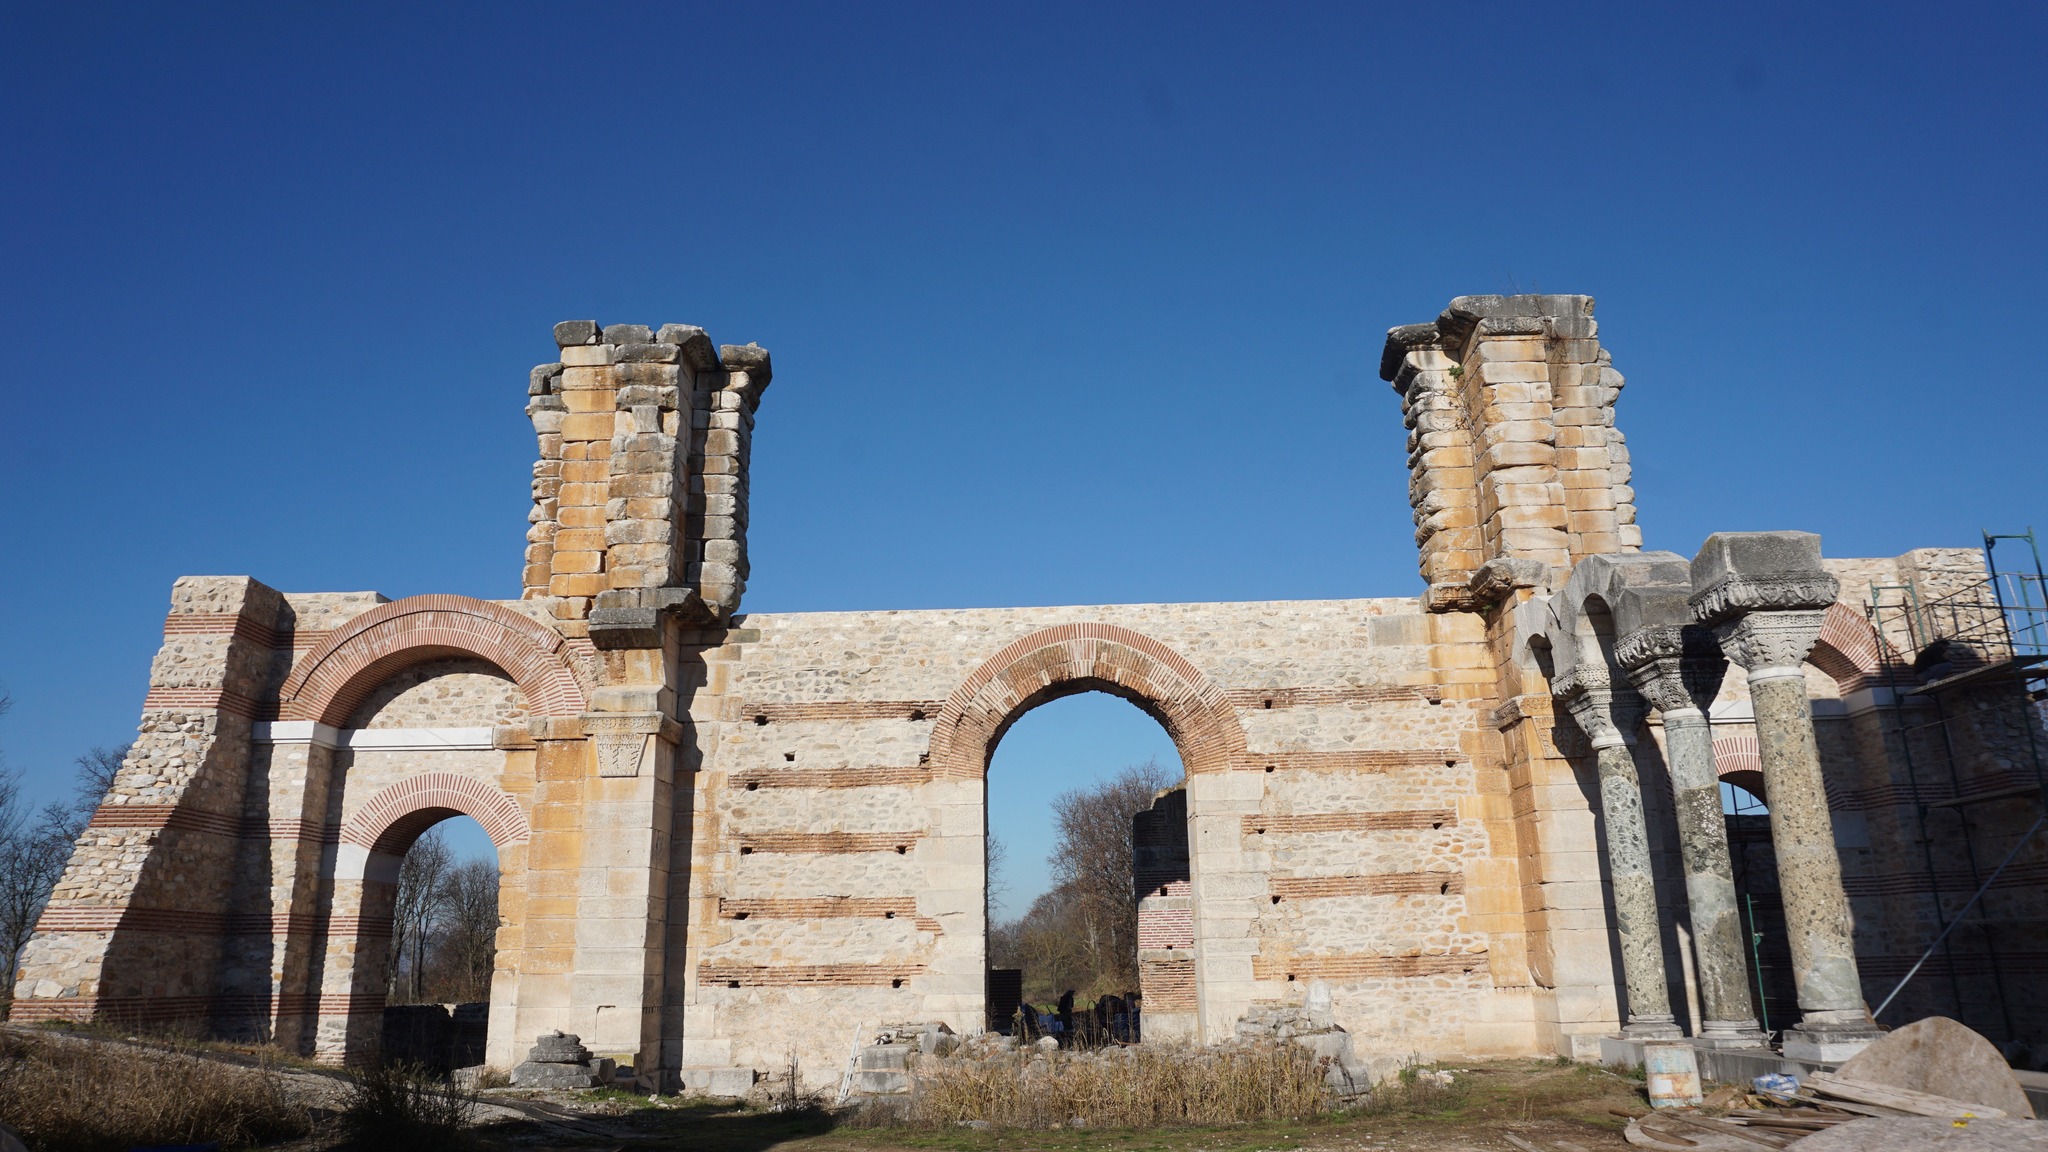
877, 1041, 1333, 1129
1353, 1062, 1472, 1116
338, 1059, 481, 1150
0, 1027, 310, 1151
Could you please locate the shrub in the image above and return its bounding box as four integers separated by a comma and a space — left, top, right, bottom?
0, 1028, 309, 1151
876, 1041, 1332, 1129
338, 1059, 480, 1150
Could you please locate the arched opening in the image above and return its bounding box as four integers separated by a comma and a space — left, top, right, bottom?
984, 690, 1185, 1046
928, 623, 1248, 1045
295, 647, 533, 1068
380, 813, 502, 1073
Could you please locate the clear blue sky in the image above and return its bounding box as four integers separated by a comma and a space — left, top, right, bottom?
3, 3, 2044, 876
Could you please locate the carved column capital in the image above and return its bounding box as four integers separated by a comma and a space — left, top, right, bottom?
1617, 624, 1727, 716
583, 711, 684, 778
1552, 665, 1644, 749
1712, 609, 1828, 680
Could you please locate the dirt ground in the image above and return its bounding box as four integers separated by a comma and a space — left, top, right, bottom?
456, 1060, 1649, 1152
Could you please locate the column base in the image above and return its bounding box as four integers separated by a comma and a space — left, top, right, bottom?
1781, 1027, 1879, 1062
1781, 1009, 1883, 1061
1694, 1019, 1769, 1049
1622, 1016, 1684, 1040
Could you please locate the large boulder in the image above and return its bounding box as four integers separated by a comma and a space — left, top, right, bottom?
1835, 1016, 2035, 1119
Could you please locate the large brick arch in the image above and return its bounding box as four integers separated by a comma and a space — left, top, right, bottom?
280, 594, 586, 725
341, 771, 531, 856
1808, 601, 1887, 693
927, 623, 1247, 779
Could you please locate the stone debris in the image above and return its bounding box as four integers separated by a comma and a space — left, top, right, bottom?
1832, 1017, 2036, 1120
1231, 984, 1371, 1096
510, 1030, 612, 1090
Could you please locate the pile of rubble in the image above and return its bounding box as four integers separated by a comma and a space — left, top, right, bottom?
1232, 982, 1371, 1096
1624, 1018, 2041, 1150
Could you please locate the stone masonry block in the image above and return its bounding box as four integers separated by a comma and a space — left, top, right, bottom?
608, 473, 674, 499
551, 572, 608, 598
1471, 338, 1550, 362
561, 413, 617, 440
1478, 442, 1556, 470
605, 519, 673, 545
1481, 402, 1553, 424
1477, 361, 1548, 383
1496, 505, 1568, 530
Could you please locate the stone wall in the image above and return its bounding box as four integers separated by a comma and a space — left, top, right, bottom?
348, 658, 527, 728
669, 598, 1530, 1084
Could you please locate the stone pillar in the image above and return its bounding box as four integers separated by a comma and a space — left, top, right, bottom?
1617, 623, 1766, 1046
1382, 294, 1643, 612
1552, 669, 1681, 1039
1691, 532, 1880, 1060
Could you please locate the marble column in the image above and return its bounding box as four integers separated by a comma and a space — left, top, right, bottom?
1618, 623, 1767, 1047
1554, 668, 1682, 1039
1692, 532, 1880, 1060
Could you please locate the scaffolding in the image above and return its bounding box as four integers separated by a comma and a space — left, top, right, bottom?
1867, 530, 2048, 1044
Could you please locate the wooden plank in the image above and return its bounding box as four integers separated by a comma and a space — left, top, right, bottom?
1806, 1071, 2009, 1119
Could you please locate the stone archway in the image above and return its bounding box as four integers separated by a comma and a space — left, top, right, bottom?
312, 772, 531, 1065
928, 623, 1248, 778
1809, 603, 1887, 695
280, 594, 588, 726
924, 623, 1254, 1040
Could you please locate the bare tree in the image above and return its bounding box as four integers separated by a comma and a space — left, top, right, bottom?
48, 744, 128, 844
986, 830, 1009, 925
991, 758, 1180, 1003
0, 700, 103, 1011
432, 858, 501, 1004
389, 827, 453, 1004
1046, 758, 1177, 990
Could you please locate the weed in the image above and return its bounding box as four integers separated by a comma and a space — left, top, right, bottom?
1352, 1062, 1470, 1117
338, 1059, 479, 1150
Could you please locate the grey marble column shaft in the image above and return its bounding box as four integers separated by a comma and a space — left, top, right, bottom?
1559, 679, 1680, 1039
1714, 609, 1880, 1055
1620, 627, 1764, 1045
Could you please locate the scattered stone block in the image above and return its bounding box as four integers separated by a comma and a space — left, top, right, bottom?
1833, 1016, 2034, 1119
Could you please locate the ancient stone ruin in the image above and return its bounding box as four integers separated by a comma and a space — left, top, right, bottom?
13, 298, 2044, 1089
